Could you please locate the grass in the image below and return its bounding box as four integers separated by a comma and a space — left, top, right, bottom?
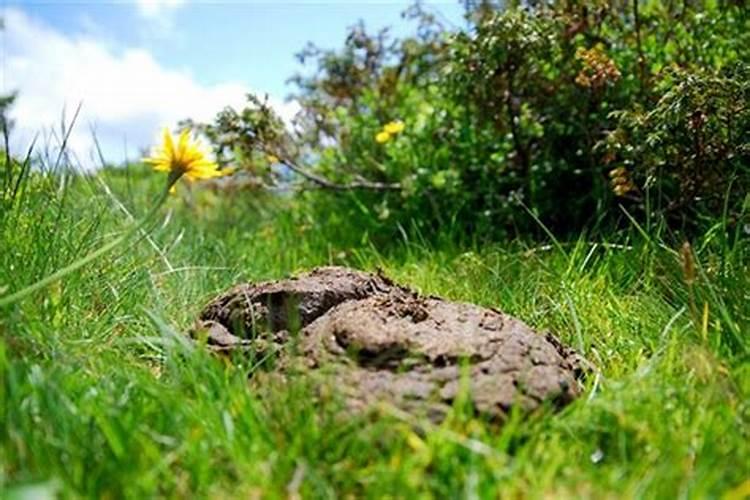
1, 154, 748, 499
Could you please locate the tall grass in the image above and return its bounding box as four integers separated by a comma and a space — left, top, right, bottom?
1, 136, 748, 498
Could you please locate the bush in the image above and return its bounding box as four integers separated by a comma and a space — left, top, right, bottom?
190, 1, 749, 241
607, 65, 749, 227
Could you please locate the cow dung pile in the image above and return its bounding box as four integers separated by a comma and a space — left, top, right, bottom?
192, 266, 585, 421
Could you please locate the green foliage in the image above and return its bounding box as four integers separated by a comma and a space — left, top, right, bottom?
193, 1, 749, 241
180, 94, 287, 186
608, 64, 750, 225
0, 91, 17, 134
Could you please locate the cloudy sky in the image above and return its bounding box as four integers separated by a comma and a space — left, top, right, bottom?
2, 0, 463, 168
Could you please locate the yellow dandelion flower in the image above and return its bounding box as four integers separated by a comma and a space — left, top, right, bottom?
375, 131, 392, 143
383, 120, 405, 135
144, 128, 222, 182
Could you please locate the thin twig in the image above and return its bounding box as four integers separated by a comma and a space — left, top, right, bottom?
278, 154, 401, 191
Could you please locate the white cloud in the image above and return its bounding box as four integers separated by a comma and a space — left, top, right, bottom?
3, 8, 298, 169
135, 0, 186, 19
134, 0, 186, 37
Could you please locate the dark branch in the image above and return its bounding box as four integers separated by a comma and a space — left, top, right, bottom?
277, 155, 401, 191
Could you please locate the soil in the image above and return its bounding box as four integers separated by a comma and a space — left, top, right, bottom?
193, 266, 584, 421
198, 266, 393, 342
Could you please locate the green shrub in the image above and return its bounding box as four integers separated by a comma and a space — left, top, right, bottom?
607, 65, 749, 228
191, 1, 749, 241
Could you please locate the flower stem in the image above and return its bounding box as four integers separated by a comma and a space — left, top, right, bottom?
0, 181, 175, 308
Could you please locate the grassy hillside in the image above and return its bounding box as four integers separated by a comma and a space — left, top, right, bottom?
1, 162, 748, 498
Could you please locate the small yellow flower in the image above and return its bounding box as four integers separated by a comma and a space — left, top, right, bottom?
613, 183, 635, 196
375, 131, 391, 143
266, 154, 279, 164
383, 120, 405, 135
144, 128, 222, 182
608, 167, 627, 179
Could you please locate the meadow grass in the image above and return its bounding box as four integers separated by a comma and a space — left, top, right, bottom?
1, 158, 748, 499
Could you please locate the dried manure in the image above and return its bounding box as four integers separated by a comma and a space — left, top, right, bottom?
193, 266, 584, 421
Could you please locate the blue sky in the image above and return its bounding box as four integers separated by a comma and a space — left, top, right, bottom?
2, 1, 465, 166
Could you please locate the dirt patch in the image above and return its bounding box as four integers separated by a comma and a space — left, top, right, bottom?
194, 266, 584, 421
196, 266, 393, 349
300, 291, 581, 419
